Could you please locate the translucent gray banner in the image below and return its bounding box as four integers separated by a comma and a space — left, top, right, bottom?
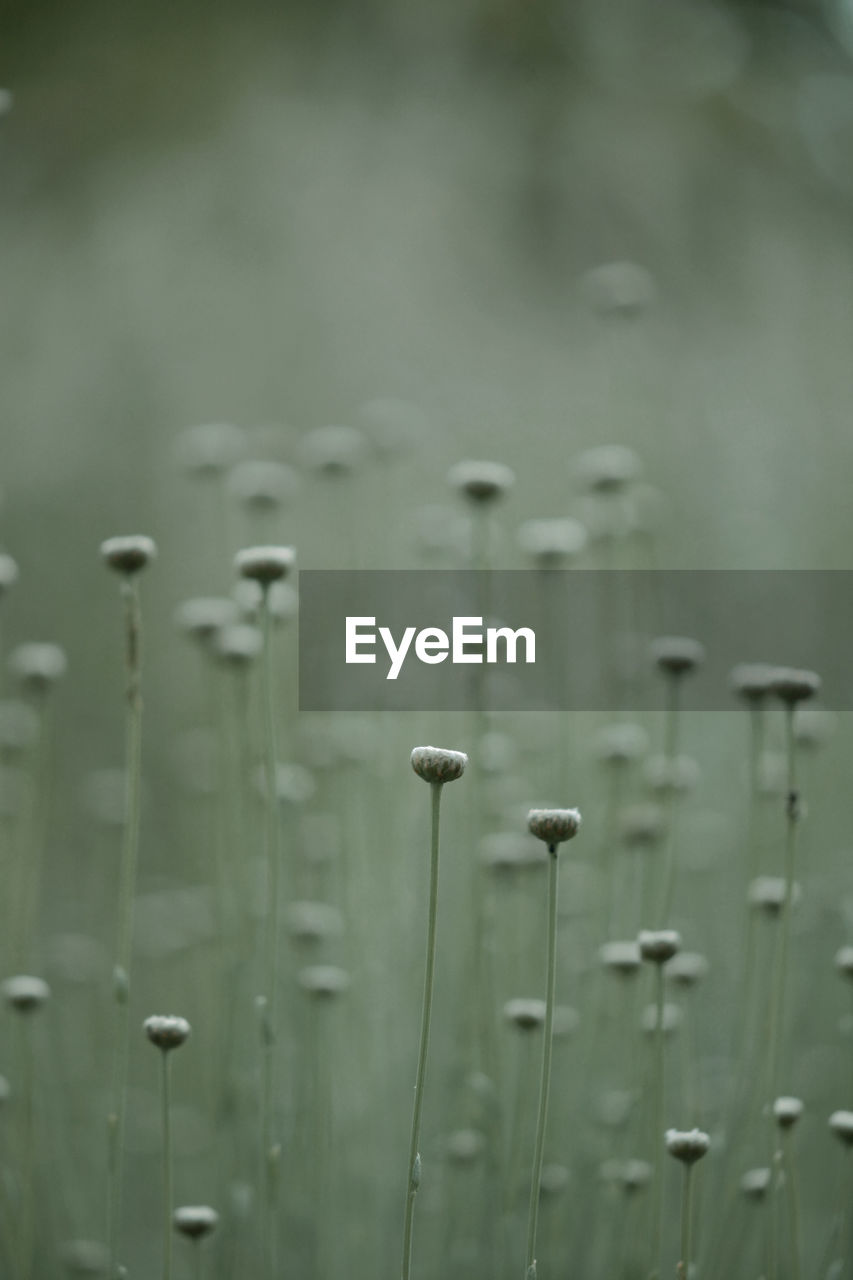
297, 570, 841, 711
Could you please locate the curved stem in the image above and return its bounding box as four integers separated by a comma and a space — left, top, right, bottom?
401, 781, 443, 1280
524, 845, 559, 1279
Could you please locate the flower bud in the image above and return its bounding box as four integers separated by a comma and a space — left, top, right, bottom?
100, 535, 157, 575
234, 545, 295, 585
773, 1097, 804, 1129
650, 636, 705, 679
227, 460, 298, 510
172, 1206, 219, 1240
503, 998, 546, 1031
300, 425, 366, 476
447, 460, 515, 505
730, 663, 777, 704
769, 667, 821, 705
829, 1110, 853, 1146
411, 746, 468, 785
298, 965, 351, 1000
575, 444, 641, 494
517, 518, 586, 567
740, 1167, 771, 1200
9, 643, 67, 691
527, 808, 582, 848
665, 1128, 710, 1164
144, 1014, 191, 1051
666, 952, 708, 988
600, 941, 641, 977
2, 974, 50, 1013
638, 930, 681, 964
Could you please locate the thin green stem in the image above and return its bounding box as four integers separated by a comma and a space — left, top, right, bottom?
679, 1164, 693, 1280
107, 576, 144, 1280
766, 706, 797, 1109
782, 1128, 801, 1280
401, 781, 443, 1280
17, 1017, 35, 1280
649, 963, 666, 1280
658, 677, 681, 926
524, 845, 560, 1280
259, 587, 281, 1279
161, 1051, 173, 1280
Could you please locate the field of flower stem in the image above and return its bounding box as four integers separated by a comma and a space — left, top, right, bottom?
4, 5, 853, 1280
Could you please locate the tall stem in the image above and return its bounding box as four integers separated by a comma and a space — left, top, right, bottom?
524, 845, 559, 1279
679, 1164, 693, 1280
782, 1128, 801, 1280
107, 576, 144, 1280
259, 587, 281, 1278
401, 781, 443, 1280
161, 1051, 173, 1280
649, 964, 666, 1280
766, 706, 797, 1108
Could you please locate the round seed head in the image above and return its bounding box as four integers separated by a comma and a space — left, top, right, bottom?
9, 643, 67, 691
144, 1014, 191, 1051
575, 444, 642, 494
527, 808, 582, 847
176, 423, 246, 476
773, 1096, 804, 1129
100, 535, 157, 576
0, 699, 40, 754
580, 261, 657, 318
215, 624, 263, 667
446, 1128, 486, 1164
2, 974, 50, 1013
227, 460, 298, 510
595, 722, 649, 766
517, 517, 587, 567
300, 425, 366, 476
600, 940, 642, 977
619, 803, 666, 848
836, 947, 853, 980
641, 1002, 682, 1034
447, 459, 515, 505
0, 552, 19, 595
829, 1111, 853, 1146
172, 1205, 219, 1240
730, 663, 777, 704
411, 745, 468, 784
298, 965, 351, 999
644, 753, 700, 795
638, 929, 681, 964
650, 635, 705, 678
234, 545, 295, 585
666, 951, 708, 987
740, 1167, 771, 1200
286, 900, 344, 945
175, 597, 239, 644
621, 1159, 653, 1193
769, 667, 821, 705
503, 998, 546, 1031
748, 876, 801, 917
60, 1238, 110, 1274
665, 1128, 710, 1164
